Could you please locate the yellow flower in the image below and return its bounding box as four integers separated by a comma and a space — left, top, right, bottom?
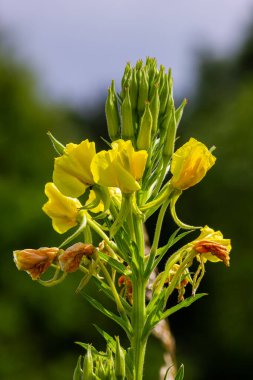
53, 139, 96, 197
91, 139, 148, 193
13, 247, 59, 280
193, 226, 231, 266
170, 138, 216, 190
42, 182, 82, 234
87, 189, 104, 213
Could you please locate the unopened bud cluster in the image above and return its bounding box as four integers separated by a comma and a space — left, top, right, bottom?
74, 338, 126, 380
106, 58, 187, 159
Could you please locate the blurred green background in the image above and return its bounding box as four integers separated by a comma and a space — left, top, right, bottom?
1, 22, 253, 380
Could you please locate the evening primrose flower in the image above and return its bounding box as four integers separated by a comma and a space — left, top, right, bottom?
13, 247, 59, 280
53, 139, 96, 198
170, 138, 216, 190
193, 226, 231, 266
42, 182, 82, 234
91, 139, 148, 193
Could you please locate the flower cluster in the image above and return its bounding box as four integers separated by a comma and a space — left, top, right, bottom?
13, 58, 231, 380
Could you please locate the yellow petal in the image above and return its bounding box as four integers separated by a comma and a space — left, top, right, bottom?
171, 138, 216, 190
53, 140, 96, 197
91, 140, 147, 193
42, 183, 81, 234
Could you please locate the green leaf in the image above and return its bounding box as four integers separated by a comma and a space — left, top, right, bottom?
143, 289, 166, 337
161, 293, 207, 320
81, 292, 131, 335
75, 342, 106, 358
93, 324, 117, 353
47, 131, 65, 155
175, 364, 184, 380
98, 251, 128, 275
152, 229, 193, 271
90, 277, 132, 314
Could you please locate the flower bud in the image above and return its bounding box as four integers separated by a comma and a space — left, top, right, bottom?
115, 336, 126, 380
137, 68, 149, 115
137, 102, 152, 150
163, 101, 176, 158
121, 62, 131, 98
160, 95, 174, 137
83, 346, 94, 380
149, 85, 160, 134
121, 88, 135, 141
159, 70, 169, 115
175, 98, 187, 128
105, 81, 121, 141
73, 356, 83, 380
58, 242, 95, 273
13, 247, 59, 280
129, 67, 138, 111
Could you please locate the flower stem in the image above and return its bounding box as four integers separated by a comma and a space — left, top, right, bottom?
131, 214, 147, 380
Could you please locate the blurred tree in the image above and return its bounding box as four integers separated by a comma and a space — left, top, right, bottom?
170, 22, 253, 380
0, 42, 100, 380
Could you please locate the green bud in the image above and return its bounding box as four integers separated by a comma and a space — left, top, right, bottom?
115, 337, 126, 380
105, 349, 116, 380
121, 63, 132, 100
83, 346, 94, 380
158, 65, 165, 96
159, 72, 169, 115
121, 87, 134, 141
47, 131, 65, 155
137, 102, 152, 150
137, 68, 149, 115
159, 97, 174, 133
129, 67, 138, 111
149, 85, 160, 134
73, 356, 83, 380
168, 68, 173, 97
135, 59, 143, 71
95, 357, 106, 379
175, 98, 187, 128
163, 103, 176, 158
105, 81, 120, 141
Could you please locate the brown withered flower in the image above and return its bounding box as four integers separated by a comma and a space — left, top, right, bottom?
118, 275, 133, 304
58, 242, 95, 273
194, 240, 230, 267
13, 247, 59, 280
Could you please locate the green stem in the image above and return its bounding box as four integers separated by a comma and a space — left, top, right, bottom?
132, 277, 147, 380
87, 217, 118, 252
131, 214, 147, 380
145, 197, 171, 278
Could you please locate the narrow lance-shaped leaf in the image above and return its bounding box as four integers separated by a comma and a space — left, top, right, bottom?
81, 292, 131, 336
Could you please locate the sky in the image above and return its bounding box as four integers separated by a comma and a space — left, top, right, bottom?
1, 0, 253, 106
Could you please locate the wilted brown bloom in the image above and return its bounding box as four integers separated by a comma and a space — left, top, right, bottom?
118, 275, 133, 304
58, 242, 95, 273
13, 247, 59, 280
194, 240, 230, 267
